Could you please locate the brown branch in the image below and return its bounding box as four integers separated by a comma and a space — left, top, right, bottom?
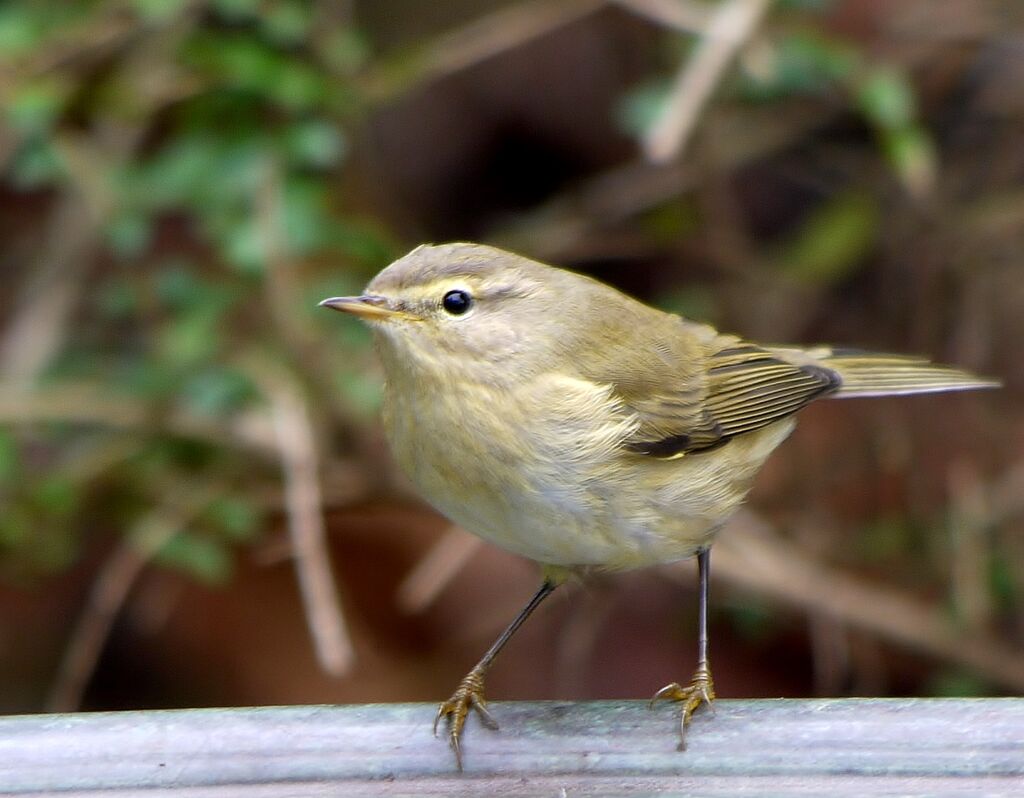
0, 382, 279, 456
362, 0, 604, 99
609, 0, 712, 32
396, 526, 482, 614
0, 189, 98, 385
424, 0, 604, 81
643, 0, 774, 164
260, 368, 354, 677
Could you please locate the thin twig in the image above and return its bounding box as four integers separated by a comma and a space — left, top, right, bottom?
0, 382, 278, 456
0, 191, 98, 385
396, 526, 483, 614
609, 0, 712, 32
428, 0, 603, 78
262, 369, 355, 677
643, 0, 774, 164
46, 485, 217, 712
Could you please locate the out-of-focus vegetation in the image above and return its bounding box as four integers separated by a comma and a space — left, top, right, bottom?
1, 0, 391, 582
0, 0, 1021, 714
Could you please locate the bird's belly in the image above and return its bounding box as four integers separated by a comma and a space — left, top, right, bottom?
383, 377, 794, 570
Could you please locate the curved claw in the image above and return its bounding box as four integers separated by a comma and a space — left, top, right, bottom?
649, 664, 716, 751
432, 703, 446, 738
433, 666, 495, 771
648, 682, 681, 709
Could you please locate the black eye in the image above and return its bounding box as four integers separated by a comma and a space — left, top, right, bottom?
442, 289, 473, 315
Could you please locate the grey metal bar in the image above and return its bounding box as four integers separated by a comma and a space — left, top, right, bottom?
0, 699, 1022, 796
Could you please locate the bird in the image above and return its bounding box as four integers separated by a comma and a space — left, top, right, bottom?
320, 242, 998, 769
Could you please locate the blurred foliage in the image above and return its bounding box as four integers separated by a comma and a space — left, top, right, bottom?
0, 0, 397, 584
0, 0, 1019, 709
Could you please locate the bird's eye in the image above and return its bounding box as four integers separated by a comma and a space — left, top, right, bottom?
442, 289, 473, 316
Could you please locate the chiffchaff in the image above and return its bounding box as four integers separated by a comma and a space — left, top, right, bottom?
321, 242, 997, 769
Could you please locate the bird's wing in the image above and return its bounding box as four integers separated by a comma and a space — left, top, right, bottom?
606, 333, 840, 458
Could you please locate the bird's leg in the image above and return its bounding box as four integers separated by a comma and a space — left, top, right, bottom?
434, 579, 557, 770
650, 547, 716, 750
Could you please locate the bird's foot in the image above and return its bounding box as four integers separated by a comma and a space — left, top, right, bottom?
649, 662, 715, 750
433, 665, 497, 770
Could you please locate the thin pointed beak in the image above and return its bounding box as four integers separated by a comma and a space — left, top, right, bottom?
318, 295, 403, 321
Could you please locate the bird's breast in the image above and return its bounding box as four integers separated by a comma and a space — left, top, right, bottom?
381, 372, 792, 569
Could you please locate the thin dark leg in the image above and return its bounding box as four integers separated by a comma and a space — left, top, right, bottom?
435, 579, 558, 769
650, 547, 716, 750
477, 579, 557, 673
696, 547, 711, 676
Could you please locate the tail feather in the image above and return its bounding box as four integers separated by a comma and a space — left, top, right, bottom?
810, 348, 1000, 398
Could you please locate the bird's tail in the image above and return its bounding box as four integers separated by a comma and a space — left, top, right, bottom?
802, 347, 1000, 398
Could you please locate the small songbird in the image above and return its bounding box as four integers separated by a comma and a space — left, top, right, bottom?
320, 242, 998, 769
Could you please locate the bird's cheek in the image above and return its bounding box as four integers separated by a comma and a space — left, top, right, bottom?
473, 320, 527, 361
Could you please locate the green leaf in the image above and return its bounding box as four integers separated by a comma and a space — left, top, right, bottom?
857, 68, 916, 130
284, 120, 346, 169
6, 76, 69, 133
105, 212, 152, 257
259, 0, 311, 46
774, 191, 878, 284
616, 79, 671, 138
32, 476, 78, 518
132, 0, 190, 22
205, 497, 261, 541
181, 369, 256, 415
0, 5, 46, 59
102, 360, 177, 399
880, 125, 936, 196
738, 32, 857, 101
280, 175, 332, 255
220, 214, 267, 273
266, 59, 327, 111
156, 308, 224, 366
155, 532, 233, 584
8, 137, 65, 188
0, 431, 19, 483
319, 28, 371, 75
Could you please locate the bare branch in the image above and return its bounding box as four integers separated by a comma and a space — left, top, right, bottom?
262, 370, 354, 677
643, 0, 773, 164
0, 382, 279, 456
0, 191, 98, 385
609, 0, 712, 32
396, 526, 483, 614
406, 0, 604, 87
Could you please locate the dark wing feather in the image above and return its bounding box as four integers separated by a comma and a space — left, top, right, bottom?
620, 338, 840, 458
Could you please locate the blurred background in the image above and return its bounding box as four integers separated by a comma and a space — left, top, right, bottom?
0, 0, 1021, 717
